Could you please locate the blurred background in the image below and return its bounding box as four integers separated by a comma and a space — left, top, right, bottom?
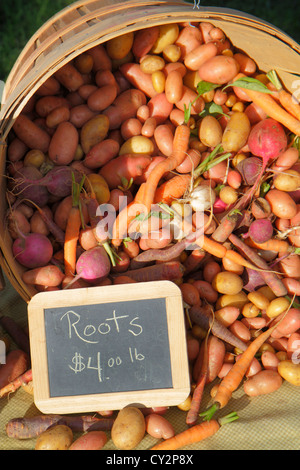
0, 0, 299, 81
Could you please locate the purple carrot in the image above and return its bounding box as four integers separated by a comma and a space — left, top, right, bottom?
228, 233, 287, 297
189, 305, 247, 352
111, 261, 185, 282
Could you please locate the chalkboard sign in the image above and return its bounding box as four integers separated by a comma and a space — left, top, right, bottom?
28, 281, 190, 414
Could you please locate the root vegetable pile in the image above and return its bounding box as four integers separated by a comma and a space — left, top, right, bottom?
3, 18, 300, 450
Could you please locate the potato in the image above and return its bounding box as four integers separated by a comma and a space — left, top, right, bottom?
222, 111, 251, 153
80, 114, 109, 154
199, 115, 222, 147
111, 406, 146, 450
278, 360, 300, 386
243, 370, 283, 397
212, 271, 243, 295
151, 24, 179, 54
35, 424, 73, 450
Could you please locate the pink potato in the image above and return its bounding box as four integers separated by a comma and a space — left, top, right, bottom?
198, 55, 240, 84
243, 370, 283, 397
68, 431, 107, 450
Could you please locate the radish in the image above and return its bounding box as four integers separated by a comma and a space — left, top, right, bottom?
246, 219, 273, 244
12, 166, 81, 200
12, 166, 50, 207
65, 246, 111, 288
246, 118, 287, 197
12, 232, 54, 268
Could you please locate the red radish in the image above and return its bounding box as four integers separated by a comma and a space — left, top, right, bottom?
247, 218, 273, 244
68, 246, 111, 286
245, 118, 287, 200
12, 232, 53, 268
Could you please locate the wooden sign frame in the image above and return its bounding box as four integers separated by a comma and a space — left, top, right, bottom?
28, 280, 190, 414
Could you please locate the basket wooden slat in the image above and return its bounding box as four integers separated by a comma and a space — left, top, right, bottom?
0, 0, 300, 302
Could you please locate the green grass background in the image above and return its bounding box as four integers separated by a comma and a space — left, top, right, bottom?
0, 0, 299, 81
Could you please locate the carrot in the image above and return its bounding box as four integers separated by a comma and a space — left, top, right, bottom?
111, 260, 184, 282
64, 174, 85, 276
183, 248, 206, 274
0, 368, 32, 398
244, 237, 296, 254
233, 73, 300, 135
228, 233, 288, 296
111, 182, 146, 247
267, 69, 300, 121
186, 330, 210, 426
153, 174, 192, 205
0, 316, 30, 356
200, 297, 294, 421
6, 414, 114, 439
142, 124, 191, 212
189, 305, 248, 352
211, 212, 240, 243
150, 412, 238, 450
0, 350, 29, 389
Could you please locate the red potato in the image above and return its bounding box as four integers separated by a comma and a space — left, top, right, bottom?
99, 153, 152, 189
119, 62, 157, 98
175, 86, 205, 115
88, 45, 112, 72
193, 280, 218, 303
121, 118, 143, 139
243, 370, 283, 397
0, 350, 29, 389
13, 115, 51, 153
287, 333, 300, 361
198, 55, 240, 84
22, 265, 65, 286
244, 101, 268, 124
154, 124, 174, 156
271, 308, 300, 339
203, 260, 222, 283
180, 282, 201, 306
78, 84, 98, 100
141, 117, 157, 137
54, 62, 85, 91
165, 70, 183, 104
69, 105, 97, 128
7, 137, 28, 162
140, 227, 173, 250
132, 26, 160, 58
279, 253, 300, 279
87, 84, 118, 112
176, 148, 201, 174
36, 76, 61, 96
175, 25, 203, 58
45, 106, 70, 128
261, 351, 279, 371
265, 189, 297, 219
35, 96, 69, 117
214, 306, 240, 328
233, 53, 257, 75
134, 155, 166, 185
145, 414, 175, 440
184, 42, 218, 71
83, 139, 120, 169
103, 87, 147, 129
272, 147, 299, 171
147, 93, 174, 124
187, 337, 200, 361
229, 320, 251, 344
48, 121, 79, 165
68, 431, 107, 450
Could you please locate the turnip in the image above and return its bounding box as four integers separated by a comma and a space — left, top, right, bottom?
12, 232, 54, 269
12, 166, 50, 207
65, 246, 111, 289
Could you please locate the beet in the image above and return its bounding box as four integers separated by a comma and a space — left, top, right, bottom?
12, 232, 54, 268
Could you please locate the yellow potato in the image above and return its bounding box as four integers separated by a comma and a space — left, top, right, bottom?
84, 173, 110, 204
80, 114, 109, 154
278, 360, 300, 386
35, 425, 73, 450
199, 115, 223, 148
151, 24, 179, 54
216, 291, 248, 310
212, 271, 243, 295
273, 170, 300, 192
119, 135, 154, 155
222, 111, 251, 152
140, 55, 165, 74
106, 32, 134, 60
111, 406, 146, 450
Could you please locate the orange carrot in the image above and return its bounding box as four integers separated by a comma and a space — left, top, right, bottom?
64, 174, 85, 276
233, 73, 300, 135
153, 174, 192, 205
111, 183, 146, 247
244, 237, 295, 254
200, 299, 294, 421
211, 212, 240, 243
150, 413, 238, 450
267, 69, 300, 121
0, 369, 32, 398
142, 124, 190, 212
